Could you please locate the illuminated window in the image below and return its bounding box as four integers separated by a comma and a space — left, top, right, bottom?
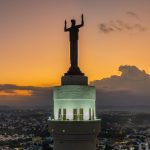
73, 109, 78, 120
92, 108, 95, 120
63, 108, 66, 120
89, 108, 92, 120
79, 108, 83, 120
58, 108, 62, 120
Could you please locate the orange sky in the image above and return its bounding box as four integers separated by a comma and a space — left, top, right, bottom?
0, 0, 150, 86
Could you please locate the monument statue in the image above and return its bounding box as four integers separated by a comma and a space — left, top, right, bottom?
49, 14, 100, 150
64, 14, 84, 75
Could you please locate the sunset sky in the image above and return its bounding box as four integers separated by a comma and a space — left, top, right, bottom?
0, 0, 150, 88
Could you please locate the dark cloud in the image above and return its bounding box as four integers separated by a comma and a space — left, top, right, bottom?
126, 11, 140, 20
0, 85, 53, 107
99, 20, 147, 33
99, 11, 147, 34
0, 84, 52, 96
99, 23, 115, 33
91, 65, 150, 94
119, 65, 149, 80
91, 65, 150, 107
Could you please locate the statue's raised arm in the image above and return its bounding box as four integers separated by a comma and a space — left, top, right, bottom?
77, 14, 84, 28
81, 14, 84, 26
64, 20, 70, 32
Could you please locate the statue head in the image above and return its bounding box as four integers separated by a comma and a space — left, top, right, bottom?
71, 19, 76, 26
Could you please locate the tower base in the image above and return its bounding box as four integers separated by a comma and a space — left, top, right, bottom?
61, 75, 88, 85
49, 120, 101, 150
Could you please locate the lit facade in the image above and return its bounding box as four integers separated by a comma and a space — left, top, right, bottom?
54, 85, 96, 121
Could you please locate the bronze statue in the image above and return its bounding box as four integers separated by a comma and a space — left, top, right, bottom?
64, 14, 84, 75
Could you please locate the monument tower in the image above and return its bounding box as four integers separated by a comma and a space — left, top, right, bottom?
49, 14, 101, 150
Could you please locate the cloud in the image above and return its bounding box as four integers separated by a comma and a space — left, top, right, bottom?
91, 65, 150, 107
118, 65, 149, 80
0, 84, 52, 96
91, 65, 150, 94
126, 11, 140, 20
99, 20, 147, 33
0, 90, 32, 96
99, 11, 147, 34
0, 85, 53, 107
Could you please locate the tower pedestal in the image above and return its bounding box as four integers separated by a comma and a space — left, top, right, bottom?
49, 121, 100, 150
61, 75, 88, 85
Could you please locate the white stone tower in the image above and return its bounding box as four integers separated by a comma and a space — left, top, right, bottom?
48, 14, 101, 150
